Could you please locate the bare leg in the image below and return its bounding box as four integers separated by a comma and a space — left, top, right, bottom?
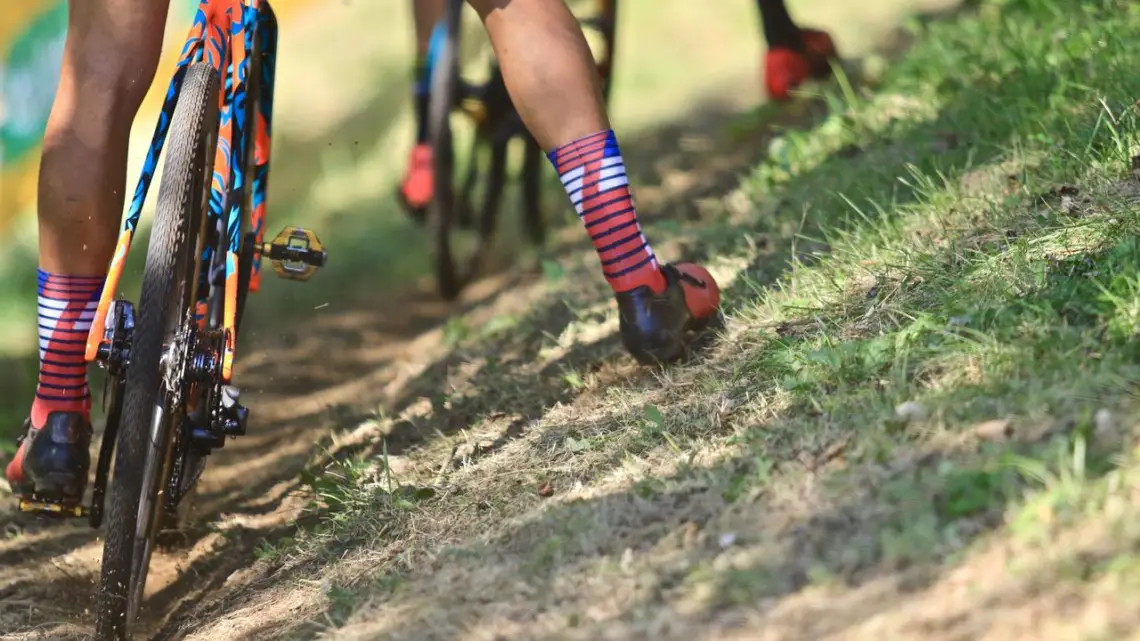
464, 0, 720, 365
413, 0, 447, 56
6, 0, 171, 501
466, 0, 607, 149
38, 0, 171, 274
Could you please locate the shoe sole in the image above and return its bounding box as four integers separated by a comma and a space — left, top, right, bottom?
397, 192, 429, 225
628, 310, 724, 366
23, 471, 86, 504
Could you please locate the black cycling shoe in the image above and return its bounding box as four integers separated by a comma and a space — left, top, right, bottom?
5, 413, 92, 503
616, 262, 722, 366
396, 186, 428, 226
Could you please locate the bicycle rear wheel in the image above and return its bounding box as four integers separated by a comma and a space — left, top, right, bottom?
584, 0, 619, 101
429, 0, 508, 300
95, 61, 217, 640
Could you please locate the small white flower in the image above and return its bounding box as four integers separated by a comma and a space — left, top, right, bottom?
895, 401, 927, 423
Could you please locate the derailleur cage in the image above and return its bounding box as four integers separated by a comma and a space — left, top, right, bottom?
189, 383, 249, 449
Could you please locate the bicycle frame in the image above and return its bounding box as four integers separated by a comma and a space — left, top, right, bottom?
85, 0, 278, 383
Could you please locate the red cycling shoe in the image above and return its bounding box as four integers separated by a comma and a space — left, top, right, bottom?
398, 143, 434, 221
802, 28, 838, 78
764, 28, 839, 101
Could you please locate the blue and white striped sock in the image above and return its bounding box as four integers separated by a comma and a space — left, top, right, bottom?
31, 270, 103, 428
546, 129, 665, 293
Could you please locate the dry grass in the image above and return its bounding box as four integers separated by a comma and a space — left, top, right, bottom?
158, 2, 1140, 638
9, 1, 1140, 640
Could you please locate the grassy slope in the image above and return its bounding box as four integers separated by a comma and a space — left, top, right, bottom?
167, 0, 1140, 639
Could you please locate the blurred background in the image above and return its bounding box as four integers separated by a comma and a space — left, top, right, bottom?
0, 0, 947, 451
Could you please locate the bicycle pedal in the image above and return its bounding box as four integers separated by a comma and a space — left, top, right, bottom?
260, 225, 327, 282
19, 499, 87, 518
460, 97, 488, 125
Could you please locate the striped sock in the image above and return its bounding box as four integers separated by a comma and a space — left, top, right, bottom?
547, 129, 666, 293
31, 270, 104, 429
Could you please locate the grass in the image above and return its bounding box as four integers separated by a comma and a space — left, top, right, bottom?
159, 0, 1140, 639
5, 0, 1140, 638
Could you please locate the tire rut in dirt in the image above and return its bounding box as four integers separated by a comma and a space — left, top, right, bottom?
95, 62, 219, 640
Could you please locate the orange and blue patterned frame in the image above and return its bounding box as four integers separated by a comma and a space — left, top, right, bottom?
85, 0, 277, 383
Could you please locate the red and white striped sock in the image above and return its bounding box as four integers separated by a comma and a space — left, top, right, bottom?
31, 270, 103, 429
547, 129, 666, 293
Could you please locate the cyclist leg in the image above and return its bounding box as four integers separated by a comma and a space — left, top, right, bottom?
466, 0, 720, 364
759, 0, 838, 100
6, 0, 172, 504
401, 0, 447, 213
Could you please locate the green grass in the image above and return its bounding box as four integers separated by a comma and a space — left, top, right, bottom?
247, 1, 1140, 634
8, 0, 1140, 638
168, 1, 1140, 638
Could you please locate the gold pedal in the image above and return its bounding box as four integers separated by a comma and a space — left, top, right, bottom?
260, 225, 327, 282
19, 499, 87, 518
460, 97, 487, 124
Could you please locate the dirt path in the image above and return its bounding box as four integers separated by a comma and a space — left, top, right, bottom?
0, 268, 537, 639
0, 286, 426, 638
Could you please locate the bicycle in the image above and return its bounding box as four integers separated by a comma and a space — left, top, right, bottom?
425, 0, 619, 300
15, 1, 326, 638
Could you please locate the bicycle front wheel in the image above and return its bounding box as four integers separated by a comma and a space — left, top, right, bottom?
96, 61, 218, 640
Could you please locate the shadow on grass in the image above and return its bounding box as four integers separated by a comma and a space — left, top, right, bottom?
186, 0, 1140, 637
19, 0, 1140, 637
313, 191, 1137, 640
